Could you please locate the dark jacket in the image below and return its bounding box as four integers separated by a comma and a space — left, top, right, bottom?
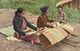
13, 17, 37, 36
37, 15, 54, 28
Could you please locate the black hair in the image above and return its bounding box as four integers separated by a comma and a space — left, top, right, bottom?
15, 8, 25, 17
57, 6, 63, 9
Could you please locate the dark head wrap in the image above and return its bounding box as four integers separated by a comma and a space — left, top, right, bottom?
40, 6, 49, 12
15, 8, 25, 17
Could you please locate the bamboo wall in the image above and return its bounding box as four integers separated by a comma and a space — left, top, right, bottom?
57, 0, 80, 10
67, 0, 80, 10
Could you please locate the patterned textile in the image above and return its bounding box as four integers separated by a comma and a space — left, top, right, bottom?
14, 32, 40, 45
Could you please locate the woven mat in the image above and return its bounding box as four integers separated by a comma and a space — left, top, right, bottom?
0, 26, 15, 36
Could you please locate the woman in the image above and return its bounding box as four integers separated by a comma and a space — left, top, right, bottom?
13, 8, 40, 45
37, 6, 54, 29
37, 6, 69, 46
56, 6, 68, 24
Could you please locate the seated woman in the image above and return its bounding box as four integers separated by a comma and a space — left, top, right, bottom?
37, 6, 69, 47
37, 6, 54, 29
13, 8, 40, 45
55, 6, 68, 24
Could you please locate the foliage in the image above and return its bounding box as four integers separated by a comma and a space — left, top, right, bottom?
0, 0, 80, 24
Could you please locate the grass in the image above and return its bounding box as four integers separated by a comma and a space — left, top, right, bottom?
64, 7, 80, 24
0, 0, 80, 24
0, 0, 57, 17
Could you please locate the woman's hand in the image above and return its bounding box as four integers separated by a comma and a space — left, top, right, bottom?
46, 24, 54, 28
23, 29, 31, 33
37, 28, 44, 32
37, 28, 44, 35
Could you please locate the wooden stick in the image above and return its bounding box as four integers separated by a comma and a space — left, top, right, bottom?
61, 41, 77, 47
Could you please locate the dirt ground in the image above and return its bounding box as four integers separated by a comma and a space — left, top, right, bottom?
0, 9, 80, 51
